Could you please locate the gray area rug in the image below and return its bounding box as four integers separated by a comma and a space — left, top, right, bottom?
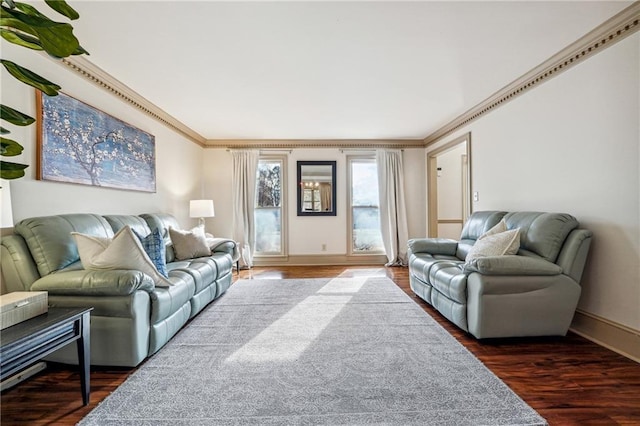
80, 272, 546, 425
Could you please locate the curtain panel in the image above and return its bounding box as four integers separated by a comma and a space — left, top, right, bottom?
376, 149, 409, 266
231, 149, 259, 267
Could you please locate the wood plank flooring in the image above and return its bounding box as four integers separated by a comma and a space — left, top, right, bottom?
2, 265, 639, 425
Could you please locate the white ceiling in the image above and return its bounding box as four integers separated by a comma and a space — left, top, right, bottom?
70, 1, 630, 140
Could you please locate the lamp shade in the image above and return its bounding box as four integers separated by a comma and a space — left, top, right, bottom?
189, 199, 215, 218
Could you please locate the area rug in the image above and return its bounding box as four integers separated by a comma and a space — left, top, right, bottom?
79, 273, 546, 425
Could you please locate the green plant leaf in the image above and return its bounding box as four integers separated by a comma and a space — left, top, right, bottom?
44, 0, 79, 20
0, 28, 43, 50
0, 127, 10, 135
2, 5, 79, 57
0, 16, 39, 37
1, 60, 61, 95
72, 44, 89, 55
0, 160, 28, 179
1, 136, 24, 156
0, 104, 35, 126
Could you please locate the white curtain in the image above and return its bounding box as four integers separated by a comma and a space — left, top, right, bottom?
231, 149, 259, 268
376, 149, 409, 266
319, 183, 332, 211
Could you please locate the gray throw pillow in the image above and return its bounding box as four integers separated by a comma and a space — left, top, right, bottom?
169, 226, 211, 260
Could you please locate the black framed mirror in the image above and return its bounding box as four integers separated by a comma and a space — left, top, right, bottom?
297, 161, 336, 216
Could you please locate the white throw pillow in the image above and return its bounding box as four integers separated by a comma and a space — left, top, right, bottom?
72, 226, 172, 287
169, 226, 211, 260
465, 228, 520, 264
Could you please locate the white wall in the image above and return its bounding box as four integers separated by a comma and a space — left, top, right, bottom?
202, 147, 426, 257
429, 33, 640, 331
1, 43, 204, 226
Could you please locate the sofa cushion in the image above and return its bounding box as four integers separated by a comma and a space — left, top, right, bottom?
103, 215, 151, 236
167, 258, 217, 294
72, 226, 172, 288
428, 262, 467, 304
169, 226, 211, 260
15, 214, 114, 277
465, 229, 520, 264
409, 253, 461, 285
503, 212, 578, 263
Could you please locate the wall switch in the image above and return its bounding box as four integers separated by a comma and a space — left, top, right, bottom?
473, 191, 479, 202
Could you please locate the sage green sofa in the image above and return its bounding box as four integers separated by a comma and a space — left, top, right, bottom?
408, 211, 592, 339
0, 213, 235, 367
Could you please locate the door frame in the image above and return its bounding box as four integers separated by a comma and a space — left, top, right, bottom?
426, 132, 472, 237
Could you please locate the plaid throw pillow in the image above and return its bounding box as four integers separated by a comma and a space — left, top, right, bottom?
133, 228, 168, 278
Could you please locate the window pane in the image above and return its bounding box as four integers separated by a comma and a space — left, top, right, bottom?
256, 161, 281, 207
352, 207, 384, 252
255, 208, 281, 253
352, 161, 379, 206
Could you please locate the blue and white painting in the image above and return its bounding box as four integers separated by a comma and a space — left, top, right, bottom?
39, 92, 156, 192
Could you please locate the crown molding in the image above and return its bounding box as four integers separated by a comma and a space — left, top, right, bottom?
54, 2, 639, 149
424, 2, 640, 146
59, 56, 207, 146
206, 139, 425, 149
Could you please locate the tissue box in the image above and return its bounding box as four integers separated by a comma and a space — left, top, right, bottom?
0, 292, 48, 330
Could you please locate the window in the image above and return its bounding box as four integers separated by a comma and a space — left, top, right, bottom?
255, 157, 285, 255
348, 157, 384, 254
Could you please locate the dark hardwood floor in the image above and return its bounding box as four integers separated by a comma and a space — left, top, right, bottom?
2, 265, 639, 425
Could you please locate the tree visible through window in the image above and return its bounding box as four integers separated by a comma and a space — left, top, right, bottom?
350, 158, 384, 253
255, 158, 284, 254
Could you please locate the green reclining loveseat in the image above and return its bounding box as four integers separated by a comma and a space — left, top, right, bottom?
408, 211, 592, 339
1, 213, 235, 367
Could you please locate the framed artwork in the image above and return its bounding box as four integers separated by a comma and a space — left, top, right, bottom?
36, 91, 156, 192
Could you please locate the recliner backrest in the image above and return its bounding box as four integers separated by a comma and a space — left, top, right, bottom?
104, 215, 152, 236
14, 214, 114, 277
457, 211, 506, 259
503, 212, 578, 263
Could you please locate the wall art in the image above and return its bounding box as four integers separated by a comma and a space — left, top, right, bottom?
37, 91, 156, 192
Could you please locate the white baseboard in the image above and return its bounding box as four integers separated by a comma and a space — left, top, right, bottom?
570, 309, 640, 363
253, 254, 388, 266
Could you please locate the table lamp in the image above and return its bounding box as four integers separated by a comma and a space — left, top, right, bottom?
189, 199, 215, 227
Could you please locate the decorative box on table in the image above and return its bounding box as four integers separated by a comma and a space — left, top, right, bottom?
0, 292, 48, 330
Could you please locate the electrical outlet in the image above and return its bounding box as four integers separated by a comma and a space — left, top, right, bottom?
321, 244, 327, 251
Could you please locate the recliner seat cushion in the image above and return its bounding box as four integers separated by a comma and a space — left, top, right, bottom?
72, 226, 172, 288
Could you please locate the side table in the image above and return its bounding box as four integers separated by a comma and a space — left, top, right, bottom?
0, 307, 93, 405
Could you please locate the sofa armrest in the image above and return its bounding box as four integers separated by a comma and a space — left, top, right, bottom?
30, 270, 155, 296
408, 238, 458, 256
207, 237, 240, 262
463, 255, 563, 276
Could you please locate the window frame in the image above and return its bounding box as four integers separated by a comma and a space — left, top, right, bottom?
347, 155, 385, 256
254, 155, 287, 258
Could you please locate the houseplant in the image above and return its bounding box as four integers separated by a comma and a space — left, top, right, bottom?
1, 0, 87, 179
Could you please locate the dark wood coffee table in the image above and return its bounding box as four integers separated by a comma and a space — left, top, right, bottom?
0, 307, 92, 405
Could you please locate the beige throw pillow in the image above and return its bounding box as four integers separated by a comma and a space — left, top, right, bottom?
465, 228, 520, 264
72, 226, 173, 287
169, 226, 211, 260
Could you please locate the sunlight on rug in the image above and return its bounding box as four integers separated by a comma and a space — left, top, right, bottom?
226, 277, 367, 363
79, 277, 547, 426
